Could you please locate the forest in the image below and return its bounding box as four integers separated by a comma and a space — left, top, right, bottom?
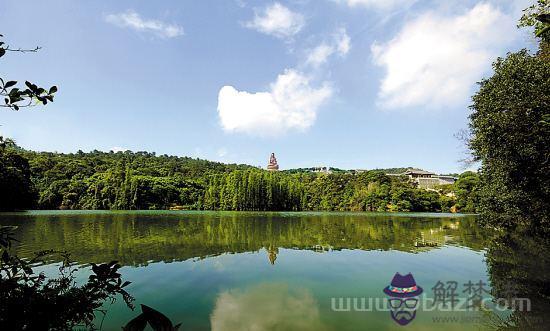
0, 143, 479, 213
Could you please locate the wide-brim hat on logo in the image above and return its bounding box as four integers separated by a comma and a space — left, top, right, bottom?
383, 272, 423, 298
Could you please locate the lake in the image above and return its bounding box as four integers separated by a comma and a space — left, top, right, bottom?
0, 211, 547, 330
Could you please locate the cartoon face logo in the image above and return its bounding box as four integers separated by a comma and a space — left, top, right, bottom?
383, 273, 423, 326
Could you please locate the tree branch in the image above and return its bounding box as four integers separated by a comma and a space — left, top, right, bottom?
4, 46, 42, 53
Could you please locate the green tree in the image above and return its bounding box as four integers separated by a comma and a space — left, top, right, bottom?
468, 50, 549, 229
453, 171, 480, 213
0, 138, 36, 210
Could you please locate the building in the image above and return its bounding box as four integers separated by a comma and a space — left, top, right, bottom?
311, 166, 332, 174
403, 169, 436, 179
390, 168, 458, 189
267, 153, 279, 171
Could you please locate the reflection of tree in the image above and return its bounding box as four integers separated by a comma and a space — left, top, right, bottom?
484, 228, 550, 330
1, 213, 486, 266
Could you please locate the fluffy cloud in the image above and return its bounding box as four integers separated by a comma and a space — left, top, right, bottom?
371, 3, 515, 109
335, 0, 416, 10
245, 3, 305, 39
306, 28, 351, 67
210, 283, 325, 331
217, 69, 332, 136
105, 10, 184, 38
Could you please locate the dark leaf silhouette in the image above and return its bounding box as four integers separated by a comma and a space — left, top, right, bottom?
142, 304, 178, 331
122, 312, 148, 331
3, 81, 16, 89
124, 304, 182, 331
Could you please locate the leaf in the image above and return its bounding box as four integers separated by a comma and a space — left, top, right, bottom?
2, 250, 9, 263
535, 25, 550, 37
141, 304, 176, 331
4, 81, 16, 89
536, 14, 550, 24
0, 48, 5, 58
121, 281, 132, 288
49, 86, 57, 94
122, 312, 148, 331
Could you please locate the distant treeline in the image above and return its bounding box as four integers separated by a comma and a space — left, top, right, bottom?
0, 147, 479, 212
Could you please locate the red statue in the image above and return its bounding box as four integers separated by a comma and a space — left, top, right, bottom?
267, 153, 279, 171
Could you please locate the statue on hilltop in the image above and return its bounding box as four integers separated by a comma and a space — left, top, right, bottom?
267, 153, 279, 171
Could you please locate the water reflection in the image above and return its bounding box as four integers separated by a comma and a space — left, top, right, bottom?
0, 212, 486, 266
210, 283, 325, 331
2, 212, 548, 330
484, 229, 550, 330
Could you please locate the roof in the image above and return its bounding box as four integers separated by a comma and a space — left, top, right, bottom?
403, 168, 435, 175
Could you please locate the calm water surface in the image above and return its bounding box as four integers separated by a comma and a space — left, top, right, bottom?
0, 211, 547, 330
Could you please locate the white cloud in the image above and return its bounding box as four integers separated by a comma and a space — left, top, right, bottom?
245, 3, 305, 39
371, 3, 515, 109
336, 28, 351, 55
335, 0, 416, 10
105, 10, 184, 38
306, 44, 334, 67
305, 28, 351, 67
217, 69, 332, 136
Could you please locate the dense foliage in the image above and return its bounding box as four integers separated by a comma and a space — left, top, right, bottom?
18, 149, 251, 210
203, 168, 448, 212
467, 0, 550, 231
0, 226, 134, 330
468, 49, 549, 229
0, 147, 479, 213
0, 138, 36, 210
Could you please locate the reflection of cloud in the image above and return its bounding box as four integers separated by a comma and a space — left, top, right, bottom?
211, 283, 326, 331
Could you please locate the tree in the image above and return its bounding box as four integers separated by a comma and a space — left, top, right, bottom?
468, 50, 549, 229
518, 0, 550, 42
453, 171, 480, 213
0, 137, 36, 210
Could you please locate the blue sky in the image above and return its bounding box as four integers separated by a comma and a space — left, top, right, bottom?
0, 0, 535, 173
